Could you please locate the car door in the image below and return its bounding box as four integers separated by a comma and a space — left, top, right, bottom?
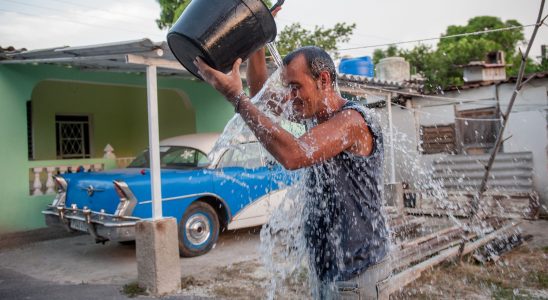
213, 142, 273, 229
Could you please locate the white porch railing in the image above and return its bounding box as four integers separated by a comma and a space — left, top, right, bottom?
29, 163, 105, 196
28, 144, 136, 196
116, 157, 135, 168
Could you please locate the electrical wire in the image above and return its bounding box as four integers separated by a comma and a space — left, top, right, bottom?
391, 101, 547, 121
338, 23, 537, 51
2, 0, 164, 38
0, 8, 165, 39
4, 0, 157, 31
42, 0, 157, 21
275, 16, 397, 43
343, 83, 493, 103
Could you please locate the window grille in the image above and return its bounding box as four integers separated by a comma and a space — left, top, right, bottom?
55, 115, 91, 159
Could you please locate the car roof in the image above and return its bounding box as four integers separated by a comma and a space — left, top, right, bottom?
160, 133, 221, 154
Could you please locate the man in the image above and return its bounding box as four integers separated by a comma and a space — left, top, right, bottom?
194, 46, 390, 299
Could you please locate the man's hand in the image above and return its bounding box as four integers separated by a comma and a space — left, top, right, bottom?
194, 57, 244, 105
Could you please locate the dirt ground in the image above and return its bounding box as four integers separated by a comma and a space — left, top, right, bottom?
175, 219, 548, 299
1, 219, 546, 299
392, 220, 548, 300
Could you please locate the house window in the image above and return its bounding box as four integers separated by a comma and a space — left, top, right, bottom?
455, 107, 500, 154
419, 124, 456, 154
55, 115, 91, 159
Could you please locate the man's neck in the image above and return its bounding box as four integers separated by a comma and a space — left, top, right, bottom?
316, 93, 347, 123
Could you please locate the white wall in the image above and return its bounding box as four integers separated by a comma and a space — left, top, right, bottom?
398, 78, 548, 208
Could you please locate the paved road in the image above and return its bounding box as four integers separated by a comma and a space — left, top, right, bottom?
0, 267, 132, 300
0, 227, 263, 299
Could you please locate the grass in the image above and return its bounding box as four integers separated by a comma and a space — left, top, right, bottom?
530, 271, 548, 289
121, 282, 147, 298
491, 286, 521, 299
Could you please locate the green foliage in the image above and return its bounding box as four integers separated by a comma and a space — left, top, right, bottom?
156, 0, 190, 30
156, 0, 272, 30
373, 45, 398, 65
372, 16, 545, 92
121, 282, 147, 298
275, 22, 356, 58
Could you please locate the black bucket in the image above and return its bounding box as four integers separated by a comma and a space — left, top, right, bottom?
167, 0, 277, 80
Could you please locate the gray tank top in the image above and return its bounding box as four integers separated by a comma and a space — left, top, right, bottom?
304, 101, 389, 282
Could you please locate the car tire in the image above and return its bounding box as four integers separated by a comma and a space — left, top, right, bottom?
178, 201, 219, 257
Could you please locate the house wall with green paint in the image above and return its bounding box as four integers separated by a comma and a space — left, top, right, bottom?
0, 63, 234, 234
32, 80, 196, 159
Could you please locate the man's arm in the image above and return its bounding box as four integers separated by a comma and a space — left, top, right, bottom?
246, 6, 281, 97
246, 48, 268, 97
238, 100, 373, 170
194, 57, 372, 170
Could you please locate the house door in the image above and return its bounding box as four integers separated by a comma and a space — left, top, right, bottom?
455, 107, 501, 154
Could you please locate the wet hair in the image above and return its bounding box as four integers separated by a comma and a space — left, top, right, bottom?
282, 46, 337, 85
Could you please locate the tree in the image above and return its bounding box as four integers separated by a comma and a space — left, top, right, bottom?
373, 45, 398, 65
156, 0, 355, 58
156, 0, 191, 30
275, 23, 356, 57
373, 16, 545, 92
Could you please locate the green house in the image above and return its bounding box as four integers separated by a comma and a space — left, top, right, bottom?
0, 39, 235, 234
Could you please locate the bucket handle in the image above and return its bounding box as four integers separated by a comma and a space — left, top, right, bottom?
270, 0, 285, 12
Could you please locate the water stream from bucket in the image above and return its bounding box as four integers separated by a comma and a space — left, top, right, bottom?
209, 43, 517, 299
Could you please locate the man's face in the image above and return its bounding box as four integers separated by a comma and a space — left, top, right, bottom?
281, 55, 324, 121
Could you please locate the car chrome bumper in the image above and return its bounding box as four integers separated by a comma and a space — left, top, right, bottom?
42, 206, 141, 242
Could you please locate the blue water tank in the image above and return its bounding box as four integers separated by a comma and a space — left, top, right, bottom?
338, 56, 374, 78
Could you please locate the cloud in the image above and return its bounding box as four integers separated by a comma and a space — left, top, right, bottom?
0, 0, 166, 50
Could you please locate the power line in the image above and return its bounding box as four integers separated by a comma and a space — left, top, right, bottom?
339, 24, 537, 51
275, 16, 396, 43
345, 83, 548, 109
347, 84, 493, 103
0, 8, 165, 39
391, 102, 547, 121
3, 0, 164, 37
42, 0, 157, 21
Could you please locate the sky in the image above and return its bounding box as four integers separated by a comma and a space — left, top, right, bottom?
0, 0, 546, 62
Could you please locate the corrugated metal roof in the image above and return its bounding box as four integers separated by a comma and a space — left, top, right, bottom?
338, 73, 423, 90
0, 38, 191, 77
444, 72, 548, 92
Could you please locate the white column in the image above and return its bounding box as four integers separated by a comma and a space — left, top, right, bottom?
146, 65, 163, 220
45, 167, 56, 194
104, 144, 116, 159
387, 92, 396, 184
32, 167, 44, 196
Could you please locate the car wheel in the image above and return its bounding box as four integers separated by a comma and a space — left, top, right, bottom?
178, 201, 219, 257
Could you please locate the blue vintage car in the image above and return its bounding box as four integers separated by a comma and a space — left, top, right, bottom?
42, 133, 294, 257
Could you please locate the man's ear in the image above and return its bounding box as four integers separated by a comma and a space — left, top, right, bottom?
319, 71, 330, 90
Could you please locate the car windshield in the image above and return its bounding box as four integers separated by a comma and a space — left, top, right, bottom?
127, 146, 210, 170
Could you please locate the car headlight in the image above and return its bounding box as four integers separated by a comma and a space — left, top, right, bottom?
113, 180, 137, 217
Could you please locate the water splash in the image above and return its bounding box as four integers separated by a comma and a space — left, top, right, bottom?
208, 44, 520, 299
